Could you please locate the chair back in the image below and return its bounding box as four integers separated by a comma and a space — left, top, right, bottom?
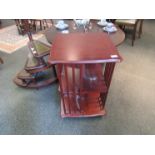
22, 20, 33, 41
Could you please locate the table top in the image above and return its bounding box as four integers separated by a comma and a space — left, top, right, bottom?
44, 20, 125, 47
48, 32, 122, 64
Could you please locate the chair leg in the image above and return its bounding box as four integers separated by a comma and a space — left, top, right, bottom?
44, 19, 49, 28
51, 20, 54, 25
31, 20, 37, 32
40, 20, 43, 30
34, 21, 37, 32
132, 25, 137, 46
138, 20, 144, 38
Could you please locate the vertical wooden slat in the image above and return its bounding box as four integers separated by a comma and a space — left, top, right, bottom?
64, 64, 71, 114
57, 64, 66, 114
79, 64, 85, 112
104, 63, 109, 85
101, 63, 116, 109
103, 63, 107, 85
72, 64, 76, 112
105, 63, 111, 88
104, 63, 115, 89
100, 92, 107, 109
107, 63, 115, 88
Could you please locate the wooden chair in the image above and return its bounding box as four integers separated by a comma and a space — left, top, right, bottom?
23, 19, 51, 58
13, 19, 57, 88
26, 23, 52, 70
115, 19, 144, 46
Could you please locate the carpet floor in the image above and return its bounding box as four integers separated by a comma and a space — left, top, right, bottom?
0, 25, 44, 54
0, 20, 155, 135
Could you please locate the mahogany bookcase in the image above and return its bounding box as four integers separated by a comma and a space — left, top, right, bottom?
48, 32, 122, 118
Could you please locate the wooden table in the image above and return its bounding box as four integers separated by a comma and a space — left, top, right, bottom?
48, 32, 123, 118
44, 20, 125, 46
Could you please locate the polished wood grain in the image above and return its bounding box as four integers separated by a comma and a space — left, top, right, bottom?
46, 20, 124, 118
48, 32, 122, 64
48, 31, 122, 118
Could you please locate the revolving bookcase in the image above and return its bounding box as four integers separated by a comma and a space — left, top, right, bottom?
48, 32, 122, 118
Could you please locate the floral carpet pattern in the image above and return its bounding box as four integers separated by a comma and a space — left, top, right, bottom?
0, 25, 44, 54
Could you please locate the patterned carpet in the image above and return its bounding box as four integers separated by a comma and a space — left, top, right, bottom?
0, 25, 44, 54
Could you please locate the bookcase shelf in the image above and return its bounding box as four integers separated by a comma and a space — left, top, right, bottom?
48, 32, 122, 118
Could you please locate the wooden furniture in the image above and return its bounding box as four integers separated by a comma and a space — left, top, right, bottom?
30, 19, 51, 31
14, 20, 57, 88
14, 19, 24, 35
44, 20, 125, 47
48, 33, 122, 118
14, 19, 34, 35
15, 19, 50, 35
115, 19, 144, 46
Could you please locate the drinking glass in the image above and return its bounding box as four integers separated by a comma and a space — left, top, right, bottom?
88, 22, 92, 30
73, 19, 77, 29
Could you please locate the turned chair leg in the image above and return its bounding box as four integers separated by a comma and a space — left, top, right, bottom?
132, 24, 137, 46
34, 21, 37, 32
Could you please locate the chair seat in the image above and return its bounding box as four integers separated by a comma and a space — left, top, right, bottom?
28, 40, 50, 58
115, 19, 137, 25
